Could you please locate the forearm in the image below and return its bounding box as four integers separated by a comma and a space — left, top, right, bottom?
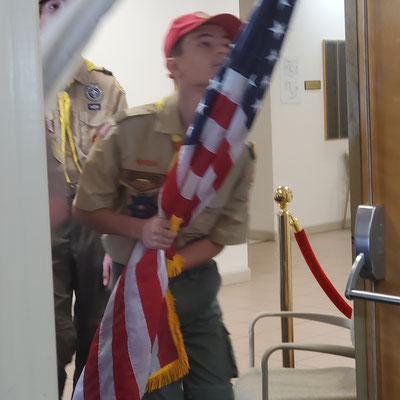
179, 239, 224, 270
72, 206, 145, 240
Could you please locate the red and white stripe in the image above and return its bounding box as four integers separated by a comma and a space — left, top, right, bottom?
73, 243, 178, 400
162, 67, 249, 224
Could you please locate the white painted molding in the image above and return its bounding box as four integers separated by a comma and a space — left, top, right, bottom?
0, 1, 58, 398
302, 219, 351, 235
248, 219, 351, 243
248, 229, 276, 242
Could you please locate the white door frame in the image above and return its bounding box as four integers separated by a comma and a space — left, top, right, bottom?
0, 1, 58, 398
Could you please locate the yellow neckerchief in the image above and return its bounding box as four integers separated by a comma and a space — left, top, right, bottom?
58, 91, 82, 182
58, 59, 95, 182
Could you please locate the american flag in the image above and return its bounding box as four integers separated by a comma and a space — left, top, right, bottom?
73, 0, 297, 399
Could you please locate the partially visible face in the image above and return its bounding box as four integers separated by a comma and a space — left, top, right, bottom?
170, 23, 232, 89
39, 0, 68, 30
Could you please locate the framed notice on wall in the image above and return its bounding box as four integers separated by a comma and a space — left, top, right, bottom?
323, 40, 348, 140
280, 56, 300, 103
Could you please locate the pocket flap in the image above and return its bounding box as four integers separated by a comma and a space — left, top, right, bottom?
79, 110, 110, 128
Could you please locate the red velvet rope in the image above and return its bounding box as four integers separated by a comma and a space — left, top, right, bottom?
294, 229, 353, 319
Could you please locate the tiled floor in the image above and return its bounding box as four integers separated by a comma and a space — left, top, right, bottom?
62, 229, 354, 399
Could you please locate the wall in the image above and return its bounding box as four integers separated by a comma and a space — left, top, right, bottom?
270, 0, 348, 231
247, 93, 275, 240
240, 0, 275, 244
84, 0, 240, 107
239, 0, 348, 238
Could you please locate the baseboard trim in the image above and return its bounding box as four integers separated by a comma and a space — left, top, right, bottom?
248, 229, 275, 242
303, 219, 351, 234
248, 220, 351, 242
221, 269, 251, 286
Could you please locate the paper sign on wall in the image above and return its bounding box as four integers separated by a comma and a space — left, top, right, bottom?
280, 56, 300, 103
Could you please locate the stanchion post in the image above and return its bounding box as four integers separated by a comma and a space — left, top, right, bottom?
274, 186, 295, 368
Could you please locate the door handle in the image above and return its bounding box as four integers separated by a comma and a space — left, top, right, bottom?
345, 205, 400, 305
345, 253, 400, 305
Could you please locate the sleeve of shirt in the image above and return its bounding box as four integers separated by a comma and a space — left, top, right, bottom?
73, 125, 121, 211
112, 81, 128, 114
207, 148, 254, 246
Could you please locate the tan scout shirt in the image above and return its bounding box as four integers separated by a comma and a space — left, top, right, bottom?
74, 93, 253, 265
45, 58, 127, 184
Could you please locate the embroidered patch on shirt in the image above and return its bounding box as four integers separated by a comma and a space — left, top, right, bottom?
127, 195, 158, 219
115, 80, 126, 94
45, 118, 55, 134
120, 170, 166, 193
88, 103, 101, 111
86, 84, 103, 102
137, 159, 159, 167
97, 122, 112, 138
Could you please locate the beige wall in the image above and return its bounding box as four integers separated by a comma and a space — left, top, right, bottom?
239, 0, 275, 242
84, 0, 240, 107
270, 0, 347, 231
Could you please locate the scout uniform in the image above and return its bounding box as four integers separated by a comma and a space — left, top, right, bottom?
74, 93, 253, 400
46, 58, 127, 397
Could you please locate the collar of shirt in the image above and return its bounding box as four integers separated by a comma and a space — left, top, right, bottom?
73, 57, 94, 86
154, 92, 184, 139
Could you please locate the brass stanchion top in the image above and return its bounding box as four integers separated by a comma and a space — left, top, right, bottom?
274, 186, 293, 211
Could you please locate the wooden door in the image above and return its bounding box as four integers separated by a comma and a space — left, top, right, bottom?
346, 0, 400, 398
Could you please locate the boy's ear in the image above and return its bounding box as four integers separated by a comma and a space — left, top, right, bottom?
166, 57, 180, 80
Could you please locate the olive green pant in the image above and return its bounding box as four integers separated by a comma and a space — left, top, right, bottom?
112, 259, 237, 400
52, 191, 110, 398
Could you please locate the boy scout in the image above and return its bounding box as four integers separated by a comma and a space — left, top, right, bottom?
73, 12, 252, 400
39, 0, 128, 397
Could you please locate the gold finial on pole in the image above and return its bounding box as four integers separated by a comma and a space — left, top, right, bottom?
274, 186, 293, 213
274, 186, 295, 368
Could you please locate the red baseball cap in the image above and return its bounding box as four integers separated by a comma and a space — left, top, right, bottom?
164, 11, 242, 58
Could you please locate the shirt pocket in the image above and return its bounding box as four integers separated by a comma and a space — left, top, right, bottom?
119, 170, 166, 219
76, 111, 108, 156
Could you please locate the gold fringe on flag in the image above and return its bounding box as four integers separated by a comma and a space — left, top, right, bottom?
145, 213, 189, 391
145, 289, 189, 392
169, 214, 182, 234
166, 214, 184, 277
167, 253, 184, 278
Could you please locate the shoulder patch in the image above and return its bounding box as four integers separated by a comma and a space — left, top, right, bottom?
96, 121, 113, 140
113, 104, 157, 124
114, 80, 126, 94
